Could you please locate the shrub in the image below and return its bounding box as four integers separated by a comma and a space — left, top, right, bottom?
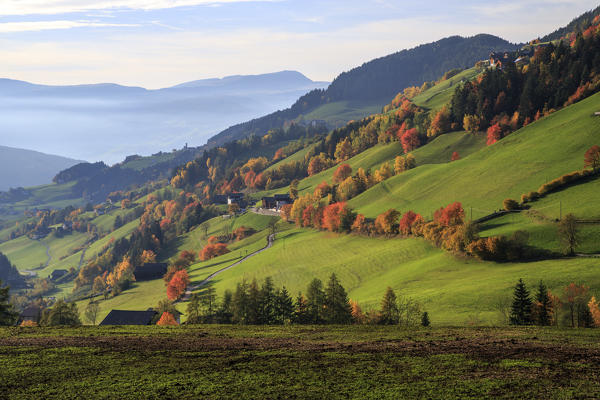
503, 199, 520, 211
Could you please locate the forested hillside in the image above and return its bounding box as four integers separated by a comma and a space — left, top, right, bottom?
208, 34, 517, 146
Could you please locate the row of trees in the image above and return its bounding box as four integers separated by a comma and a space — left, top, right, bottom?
185, 275, 428, 327
509, 279, 600, 328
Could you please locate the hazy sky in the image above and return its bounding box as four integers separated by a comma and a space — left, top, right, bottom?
1, 0, 598, 88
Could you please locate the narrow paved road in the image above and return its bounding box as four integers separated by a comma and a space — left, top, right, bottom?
181, 233, 275, 301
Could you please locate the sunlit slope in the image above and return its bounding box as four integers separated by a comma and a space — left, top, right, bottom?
187, 228, 600, 325
349, 92, 600, 219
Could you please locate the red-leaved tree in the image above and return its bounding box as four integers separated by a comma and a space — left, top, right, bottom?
399, 211, 423, 235
401, 128, 420, 153
451, 151, 460, 161
167, 270, 190, 300
584, 145, 600, 171
486, 123, 503, 145
434, 202, 464, 226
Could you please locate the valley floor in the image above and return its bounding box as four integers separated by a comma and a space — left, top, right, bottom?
1, 325, 599, 399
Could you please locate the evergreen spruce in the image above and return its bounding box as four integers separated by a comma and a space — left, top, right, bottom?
294, 293, 309, 324
534, 280, 552, 326
246, 279, 261, 324
274, 286, 294, 324
186, 293, 202, 324
421, 311, 430, 327
259, 277, 277, 324
216, 289, 233, 324
306, 278, 325, 324
510, 278, 533, 325
378, 287, 399, 325
0, 281, 17, 326
323, 273, 353, 324
231, 280, 249, 324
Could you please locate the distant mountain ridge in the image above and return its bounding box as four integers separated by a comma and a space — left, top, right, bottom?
208, 34, 518, 146
0, 146, 83, 191
0, 71, 328, 164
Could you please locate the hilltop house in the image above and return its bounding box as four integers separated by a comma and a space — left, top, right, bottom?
489, 51, 516, 69
133, 263, 168, 281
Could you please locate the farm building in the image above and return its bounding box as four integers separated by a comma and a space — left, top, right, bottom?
133, 263, 168, 281
99, 310, 157, 326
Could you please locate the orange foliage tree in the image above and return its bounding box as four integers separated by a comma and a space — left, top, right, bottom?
140, 250, 156, 264
333, 164, 352, 184
167, 270, 190, 301
451, 151, 460, 161
588, 296, 600, 327
157, 311, 178, 326
200, 243, 230, 261
486, 123, 503, 145
374, 209, 400, 235
321, 202, 354, 232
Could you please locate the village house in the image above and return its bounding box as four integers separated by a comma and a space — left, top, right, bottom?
133, 263, 168, 281
227, 193, 244, 205
50, 269, 69, 281
262, 193, 292, 210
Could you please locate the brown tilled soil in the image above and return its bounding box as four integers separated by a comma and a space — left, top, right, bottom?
2, 333, 600, 364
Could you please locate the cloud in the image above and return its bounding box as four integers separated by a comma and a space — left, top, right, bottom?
0, 0, 277, 16
0, 20, 139, 33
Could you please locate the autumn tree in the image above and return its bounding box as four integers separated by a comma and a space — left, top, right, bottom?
336, 176, 359, 201
400, 128, 420, 153
333, 164, 352, 184
399, 211, 422, 235
200, 243, 230, 261
558, 213, 579, 255
322, 202, 354, 233
157, 311, 178, 326
140, 250, 156, 264
378, 287, 399, 325
374, 209, 400, 235
427, 106, 451, 137
334, 138, 353, 162
434, 202, 464, 226
583, 145, 600, 171
486, 123, 503, 145
509, 279, 532, 325
350, 300, 365, 324
374, 162, 393, 183
314, 181, 331, 198
167, 269, 190, 301
394, 154, 416, 174
563, 283, 589, 328
351, 214, 370, 234
588, 296, 600, 327
463, 114, 481, 133
289, 179, 299, 200
451, 151, 460, 161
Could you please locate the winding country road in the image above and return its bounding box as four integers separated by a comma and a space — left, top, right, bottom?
181, 233, 275, 301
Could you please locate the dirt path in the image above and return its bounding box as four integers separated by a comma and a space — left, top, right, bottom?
77, 246, 89, 269
181, 233, 275, 301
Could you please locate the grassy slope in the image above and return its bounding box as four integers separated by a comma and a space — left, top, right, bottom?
412, 67, 482, 111
184, 227, 600, 325
301, 100, 383, 128
349, 92, 600, 219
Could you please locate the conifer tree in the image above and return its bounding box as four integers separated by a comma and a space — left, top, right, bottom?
510, 279, 533, 325
294, 293, 309, 324
186, 293, 202, 324
324, 273, 353, 324
274, 286, 294, 324
378, 287, 399, 325
199, 286, 217, 323
217, 289, 233, 324
232, 280, 249, 324
306, 278, 325, 324
534, 281, 552, 326
0, 281, 17, 326
259, 277, 277, 324
246, 279, 261, 324
421, 311, 430, 327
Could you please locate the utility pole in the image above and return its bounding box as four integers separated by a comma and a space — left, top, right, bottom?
559, 201, 562, 220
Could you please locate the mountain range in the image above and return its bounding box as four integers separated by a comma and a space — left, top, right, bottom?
0, 146, 82, 191
0, 71, 328, 165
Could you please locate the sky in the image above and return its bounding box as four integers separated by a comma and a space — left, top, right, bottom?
0, 0, 598, 89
